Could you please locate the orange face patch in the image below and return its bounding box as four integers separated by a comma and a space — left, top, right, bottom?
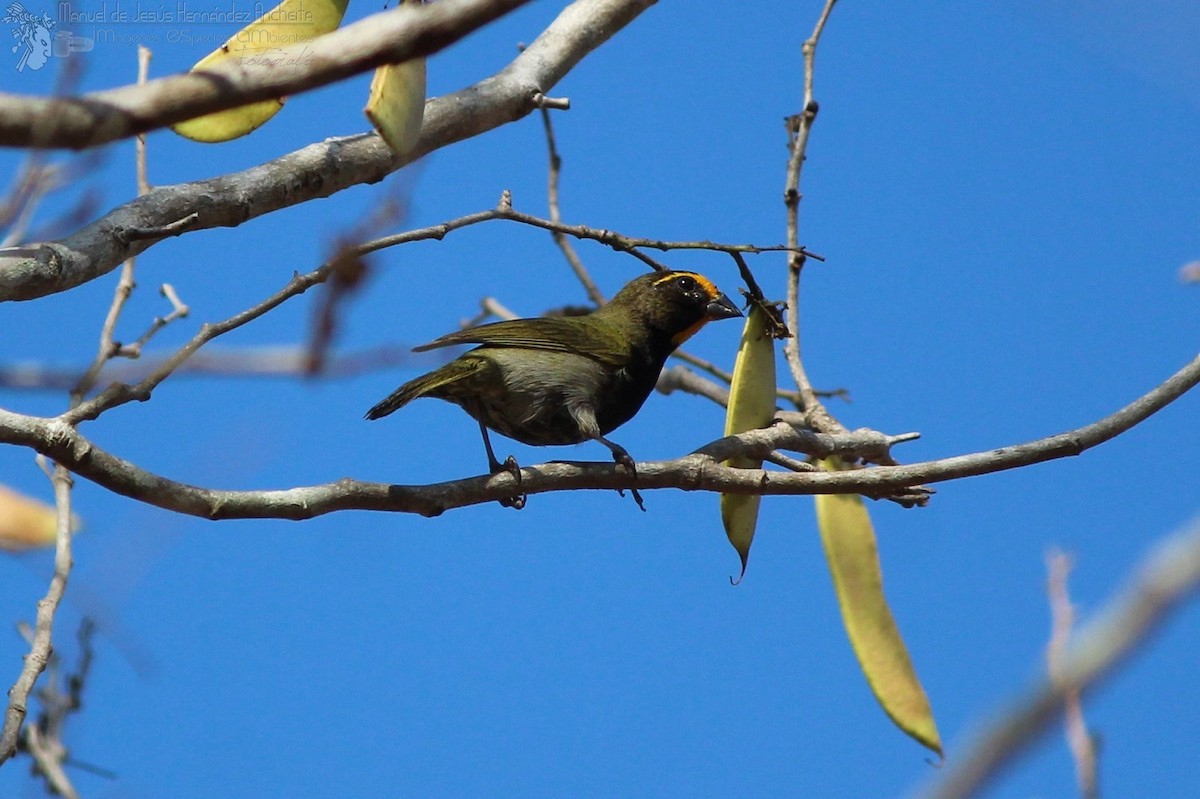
671, 318, 709, 347
652, 271, 719, 300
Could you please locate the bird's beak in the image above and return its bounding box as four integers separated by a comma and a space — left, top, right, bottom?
705, 292, 743, 320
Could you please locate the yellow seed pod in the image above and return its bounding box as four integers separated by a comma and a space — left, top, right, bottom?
172, 0, 351, 142
815, 458, 942, 756
719, 303, 776, 582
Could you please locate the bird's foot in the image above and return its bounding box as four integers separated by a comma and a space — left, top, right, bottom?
490, 454, 526, 510
611, 451, 646, 513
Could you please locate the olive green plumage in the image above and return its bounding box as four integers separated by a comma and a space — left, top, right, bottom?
365, 270, 741, 476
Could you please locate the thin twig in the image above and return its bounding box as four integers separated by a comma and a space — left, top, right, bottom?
531, 92, 570, 110
118, 283, 191, 359
359, 202, 812, 273
539, 105, 605, 306
113, 213, 200, 244
0, 50, 156, 764
0, 345, 425, 392
664, 353, 841, 407
25, 724, 77, 799
22, 619, 100, 798
480, 297, 519, 322
0, 160, 54, 247
69, 53, 158, 400
64, 268, 330, 425
782, 0, 841, 434
657, 363, 731, 406
670, 350, 734, 384
765, 451, 817, 473
0, 47, 86, 243
921, 516, 1200, 799
1047, 550, 1101, 799
306, 192, 411, 375
135, 47, 152, 196
0, 460, 74, 765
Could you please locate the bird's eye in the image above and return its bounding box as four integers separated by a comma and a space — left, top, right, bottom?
675, 275, 696, 291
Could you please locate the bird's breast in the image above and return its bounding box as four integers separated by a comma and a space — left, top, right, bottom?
468, 347, 659, 445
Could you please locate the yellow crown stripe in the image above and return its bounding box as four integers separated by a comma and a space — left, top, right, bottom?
652, 271, 719, 298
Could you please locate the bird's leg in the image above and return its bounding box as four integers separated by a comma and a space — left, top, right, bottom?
594, 435, 646, 512
478, 419, 525, 510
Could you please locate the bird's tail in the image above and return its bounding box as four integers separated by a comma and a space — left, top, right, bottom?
363, 358, 484, 420
363, 380, 423, 420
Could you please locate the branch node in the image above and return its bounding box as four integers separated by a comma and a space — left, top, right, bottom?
113, 213, 200, 245
531, 92, 570, 110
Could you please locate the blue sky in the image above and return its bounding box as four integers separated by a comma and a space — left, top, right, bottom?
2, 1, 1199, 797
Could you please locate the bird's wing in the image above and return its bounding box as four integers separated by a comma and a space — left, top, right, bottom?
413, 317, 628, 366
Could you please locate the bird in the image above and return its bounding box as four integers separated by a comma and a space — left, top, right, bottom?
365, 269, 743, 508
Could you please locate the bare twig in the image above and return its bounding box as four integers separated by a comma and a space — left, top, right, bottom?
765, 451, 817, 473
24, 723, 78, 799
480, 297, 520, 322
22, 619, 102, 798
63, 268, 333, 425
119, 283, 191, 359
0, 48, 88, 242
0, 345, 425, 392
1047, 550, 1101, 799
0, 0, 534, 149
0, 460, 75, 765
0, 350, 1195, 518
531, 92, 570, 110
657, 363, 731, 406
112, 213, 200, 244
48, 182, 790, 423
70, 53, 159, 400
0, 160, 54, 246
306, 194, 410, 374
359, 204, 807, 286
921, 516, 1200, 799
0, 0, 660, 303
135, 47, 152, 196
539, 104, 606, 306
664, 353, 845, 407
0, 51, 157, 765
782, 0, 841, 434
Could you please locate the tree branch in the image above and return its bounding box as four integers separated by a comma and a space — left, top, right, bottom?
920, 515, 1200, 799
782, 0, 841, 434
0, 351, 1194, 519
0, 461, 75, 765
1045, 550, 1100, 799
0, 345, 424, 392
0, 0, 659, 303
0, 0, 532, 149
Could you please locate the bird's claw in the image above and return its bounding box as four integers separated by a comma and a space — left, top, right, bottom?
501, 455, 522, 485
491, 454, 527, 510
612, 451, 646, 512
499, 493, 527, 510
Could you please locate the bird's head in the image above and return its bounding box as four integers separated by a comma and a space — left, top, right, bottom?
604, 270, 743, 348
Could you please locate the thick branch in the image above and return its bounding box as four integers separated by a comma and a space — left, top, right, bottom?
0, 0, 531, 149
0, 351, 1194, 518
0, 0, 658, 303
